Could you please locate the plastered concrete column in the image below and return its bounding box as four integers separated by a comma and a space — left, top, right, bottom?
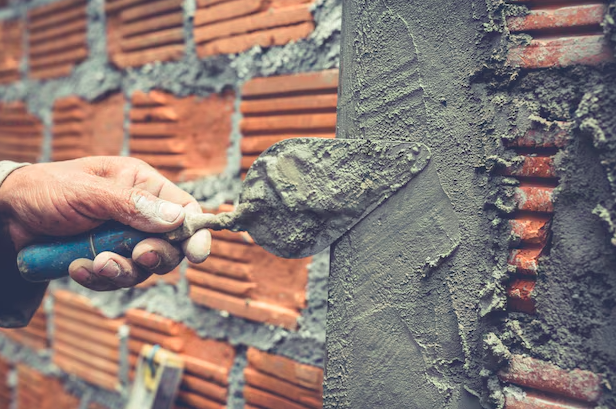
324, 1, 495, 408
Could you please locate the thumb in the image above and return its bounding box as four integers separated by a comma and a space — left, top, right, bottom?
89, 184, 186, 233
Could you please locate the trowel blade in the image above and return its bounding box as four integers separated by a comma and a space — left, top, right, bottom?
233, 138, 431, 259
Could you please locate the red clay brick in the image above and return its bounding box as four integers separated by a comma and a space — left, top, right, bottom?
194, 0, 268, 27
500, 355, 602, 403
187, 205, 310, 329
52, 94, 125, 162
106, 0, 184, 68
198, 21, 315, 56
194, 0, 315, 57
504, 389, 594, 408
507, 278, 537, 314
508, 3, 606, 33
508, 247, 544, 275
245, 368, 322, 408
505, 156, 556, 179
17, 365, 82, 409
195, 3, 312, 43
126, 310, 235, 407
244, 348, 323, 409
508, 34, 613, 69
0, 303, 48, 351
510, 215, 551, 245
515, 185, 554, 213
28, 0, 88, 79
246, 348, 323, 391
242, 69, 339, 97
0, 358, 11, 409
239, 70, 338, 176
505, 122, 571, 148
0, 102, 43, 162
129, 90, 233, 182
0, 19, 22, 84
52, 290, 123, 391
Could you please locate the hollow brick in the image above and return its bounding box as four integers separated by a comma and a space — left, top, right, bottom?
239, 70, 338, 177
125, 309, 235, 406
28, 0, 88, 79
187, 204, 310, 329
52, 290, 123, 391
500, 355, 602, 403
194, 0, 316, 57
106, 0, 184, 68
244, 348, 323, 409
0, 102, 43, 162
51, 94, 125, 162
0, 19, 22, 84
129, 90, 234, 182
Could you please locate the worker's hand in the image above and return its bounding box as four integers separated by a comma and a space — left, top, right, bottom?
0, 157, 211, 291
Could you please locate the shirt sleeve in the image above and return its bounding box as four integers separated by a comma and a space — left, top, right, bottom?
0, 161, 49, 328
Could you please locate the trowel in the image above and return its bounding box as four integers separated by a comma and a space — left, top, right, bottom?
17, 138, 431, 282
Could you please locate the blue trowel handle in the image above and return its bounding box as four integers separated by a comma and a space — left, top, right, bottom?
17, 222, 157, 283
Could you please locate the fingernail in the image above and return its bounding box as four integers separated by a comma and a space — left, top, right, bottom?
72, 267, 91, 283
98, 260, 121, 278
136, 250, 161, 269
157, 201, 183, 223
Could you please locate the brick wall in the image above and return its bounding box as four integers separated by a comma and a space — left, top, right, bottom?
494, 2, 612, 407
0, 0, 339, 407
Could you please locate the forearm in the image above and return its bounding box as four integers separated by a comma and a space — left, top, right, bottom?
0, 161, 48, 328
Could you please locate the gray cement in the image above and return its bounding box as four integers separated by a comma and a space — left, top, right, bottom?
0, 0, 341, 406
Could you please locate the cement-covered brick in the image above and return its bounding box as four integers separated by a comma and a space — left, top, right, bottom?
499, 355, 603, 404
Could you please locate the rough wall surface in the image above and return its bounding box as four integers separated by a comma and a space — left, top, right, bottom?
326, 0, 616, 408
0, 0, 340, 407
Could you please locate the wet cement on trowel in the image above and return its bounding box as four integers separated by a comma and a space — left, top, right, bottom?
209, 138, 430, 258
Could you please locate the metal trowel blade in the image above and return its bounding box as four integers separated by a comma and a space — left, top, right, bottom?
228, 138, 431, 259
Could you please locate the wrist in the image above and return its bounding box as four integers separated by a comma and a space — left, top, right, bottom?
0, 162, 29, 214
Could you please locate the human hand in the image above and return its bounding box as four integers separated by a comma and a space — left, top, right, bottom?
0, 157, 211, 290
